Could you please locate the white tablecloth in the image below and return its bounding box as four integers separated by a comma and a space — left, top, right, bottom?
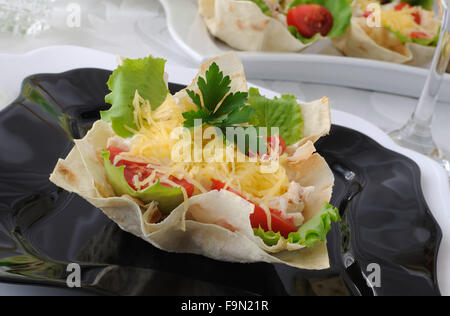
0, 0, 449, 154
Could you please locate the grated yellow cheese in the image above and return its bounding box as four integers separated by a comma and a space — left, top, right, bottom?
382, 8, 419, 36
355, 1, 438, 40
381, 6, 439, 39
124, 92, 291, 210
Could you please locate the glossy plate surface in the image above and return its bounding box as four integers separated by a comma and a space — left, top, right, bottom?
0, 69, 442, 296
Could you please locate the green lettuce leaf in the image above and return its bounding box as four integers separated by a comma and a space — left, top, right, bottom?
253, 227, 282, 246
288, 0, 352, 40
387, 26, 440, 47
288, 26, 320, 44
102, 150, 184, 215
253, 202, 341, 248
0, 256, 39, 267
101, 56, 169, 138
401, 0, 434, 10
291, 202, 341, 247
247, 87, 304, 146
411, 32, 440, 46
242, 0, 273, 16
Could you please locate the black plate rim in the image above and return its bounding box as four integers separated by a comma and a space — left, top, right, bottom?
322, 124, 443, 296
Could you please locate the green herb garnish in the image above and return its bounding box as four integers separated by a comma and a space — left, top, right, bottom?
183, 62, 255, 128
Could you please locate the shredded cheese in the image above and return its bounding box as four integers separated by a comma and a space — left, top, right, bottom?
122, 92, 291, 209
382, 8, 419, 36
354, 1, 439, 40
381, 7, 439, 39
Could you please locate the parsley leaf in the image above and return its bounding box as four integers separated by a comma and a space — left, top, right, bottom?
182, 109, 210, 127
184, 62, 254, 128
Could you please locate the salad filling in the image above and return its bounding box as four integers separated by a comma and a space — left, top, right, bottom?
198, 0, 352, 51
99, 55, 339, 248
246, 0, 352, 42
50, 53, 338, 269
355, 0, 440, 54
286, 0, 352, 43
332, 0, 440, 65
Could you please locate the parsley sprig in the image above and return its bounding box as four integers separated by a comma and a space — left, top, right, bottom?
183, 63, 255, 128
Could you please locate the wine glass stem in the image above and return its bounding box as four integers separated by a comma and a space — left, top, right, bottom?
391, 1, 450, 157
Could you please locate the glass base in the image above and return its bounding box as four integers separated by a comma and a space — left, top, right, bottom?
389, 129, 439, 157
390, 127, 450, 180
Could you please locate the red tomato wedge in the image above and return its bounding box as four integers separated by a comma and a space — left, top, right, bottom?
394, 3, 412, 10
163, 176, 195, 197
287, 4, 334, 39
210, 180, 297, 238
211, 179, 244, 198
267, 135, 287, 156
248, 136, 287, 159
107, 146, 125, 162
106, 147, 194, 196
412, 12, 421, 25
411, 31, 430, 39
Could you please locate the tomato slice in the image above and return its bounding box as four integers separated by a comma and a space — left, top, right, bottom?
267, 135, 287, 156
250, 206, 297, 239
163, 176, 195, 197
211, 180, 244, 198
394, 3, 412, 11
287, 4, 334, 39
106, 147, 194, 196
412, 12, 421, 25
211, 180, 297, 238
107, 146, 125, 163
249, 136, 287, 159
411, 31, 430, 39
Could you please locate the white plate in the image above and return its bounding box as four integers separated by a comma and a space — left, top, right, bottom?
160, 0, 450, 103
0, 45, 449, 295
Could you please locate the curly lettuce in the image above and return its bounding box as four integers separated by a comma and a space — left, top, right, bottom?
101, 56, 169, 138
388, 26, 440, 47
288, 26, 321, 44
247, 88, 304, 146
254, 228, 282, 246
102, 150, 184, 215
254, 202, 341, 248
